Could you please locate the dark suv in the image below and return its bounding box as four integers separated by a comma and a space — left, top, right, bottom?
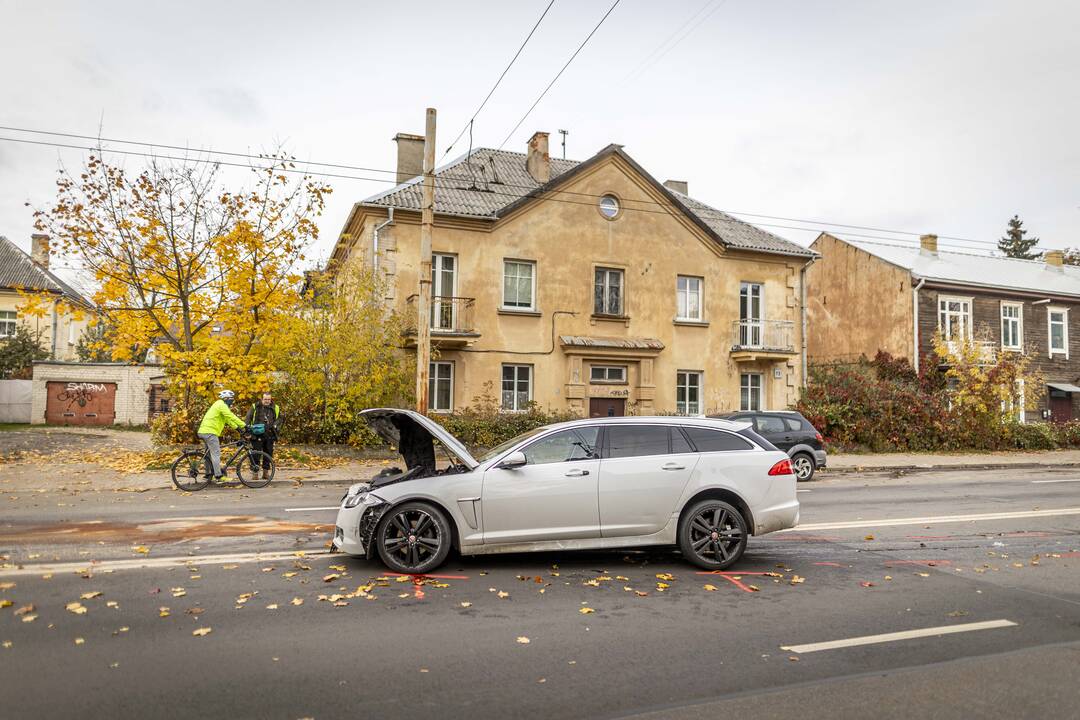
709, 410, 826, 481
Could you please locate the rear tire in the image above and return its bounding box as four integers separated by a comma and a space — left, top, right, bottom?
375, 501, 452, 574
791, 452, 815, 482
678, 499, 748, 570
171, 451, 210, 492
238, 451, 274, 488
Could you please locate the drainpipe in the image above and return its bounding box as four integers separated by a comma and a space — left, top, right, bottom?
372, 207, 394, 273
799, 258, 815, 388
50, 298, 59, 359
912, 276, 926, 373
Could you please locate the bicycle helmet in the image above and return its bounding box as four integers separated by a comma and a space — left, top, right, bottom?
218, 390, 236, 400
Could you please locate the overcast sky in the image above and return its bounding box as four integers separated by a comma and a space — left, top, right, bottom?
1, 0, 1078, 270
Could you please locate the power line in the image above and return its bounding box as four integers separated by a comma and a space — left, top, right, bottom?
626, 0, 728, 83
497, 0, 622, 150
0, 132, 1008, 254
0, 125, 1003, 248
442, 0, 556, 159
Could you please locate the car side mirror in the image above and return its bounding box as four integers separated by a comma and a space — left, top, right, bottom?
496, 451, 527, 469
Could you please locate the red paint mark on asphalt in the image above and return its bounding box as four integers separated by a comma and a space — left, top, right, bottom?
384, 572, 470, 580
1058, 552, 1080, 558
813, 562, 845, 567
413, 577, 426, 600
695, 571, 770, 593
883, 560, 952, 567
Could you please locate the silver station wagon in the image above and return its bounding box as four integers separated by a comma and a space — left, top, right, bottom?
333, 409, 800, 574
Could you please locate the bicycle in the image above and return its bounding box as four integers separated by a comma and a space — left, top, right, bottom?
170, 431, 276, 491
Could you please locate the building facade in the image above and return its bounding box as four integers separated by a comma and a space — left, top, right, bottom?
0, 234, 93, 362
807, 232, 1080, 422
329, 133, 816, 417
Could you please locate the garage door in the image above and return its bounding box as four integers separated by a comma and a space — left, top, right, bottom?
45, 381, 117, 425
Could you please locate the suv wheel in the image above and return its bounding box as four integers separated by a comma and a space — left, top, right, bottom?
791, 452, 815, 482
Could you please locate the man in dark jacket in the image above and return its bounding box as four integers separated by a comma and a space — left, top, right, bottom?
246, 392, 282, 480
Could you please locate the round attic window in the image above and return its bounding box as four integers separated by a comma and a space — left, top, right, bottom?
598, 194, 620, 219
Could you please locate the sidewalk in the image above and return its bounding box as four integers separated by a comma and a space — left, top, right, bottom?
825, 449, 1080, 473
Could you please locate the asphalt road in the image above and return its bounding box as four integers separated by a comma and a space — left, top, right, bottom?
2, 466, 1079, 719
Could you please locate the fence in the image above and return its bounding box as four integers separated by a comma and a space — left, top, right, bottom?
0, 379, 32, 423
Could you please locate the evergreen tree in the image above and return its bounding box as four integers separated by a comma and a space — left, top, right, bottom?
997, 215, 1040, 259
1063, 248, 1080, 266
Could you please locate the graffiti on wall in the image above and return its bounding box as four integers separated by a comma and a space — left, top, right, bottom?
56, 382, 109, 408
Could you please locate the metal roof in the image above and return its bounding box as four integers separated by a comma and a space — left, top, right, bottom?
361, 146, 814, 259
0, 235, 91, 305
848, 240, 1080, 299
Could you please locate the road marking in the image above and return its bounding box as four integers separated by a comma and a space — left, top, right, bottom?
284, 506, 340, 512
781, 619, 1018, 654
0, 549, 334, 577
784, 507, 1080, 532
1031, 479, 1080, 484
797, 490, 811, 493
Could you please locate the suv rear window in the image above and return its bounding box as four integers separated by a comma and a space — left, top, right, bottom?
683, 426, 753, 452
783, 418, 803, 431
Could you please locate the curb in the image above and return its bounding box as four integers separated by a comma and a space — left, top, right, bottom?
821, 461, 1080, 475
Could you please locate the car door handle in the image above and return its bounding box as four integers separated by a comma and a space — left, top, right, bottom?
565, 469, 590, 477
662, 463, 686, 471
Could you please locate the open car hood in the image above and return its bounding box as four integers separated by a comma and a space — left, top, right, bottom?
360, 408, 479, 472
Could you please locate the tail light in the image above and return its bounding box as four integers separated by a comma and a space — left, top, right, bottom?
815, 432, 824, 443
768, 458, 793, 476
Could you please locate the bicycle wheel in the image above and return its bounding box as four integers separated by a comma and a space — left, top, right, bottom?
171, 451, 210, 491
237, 451, 275, 488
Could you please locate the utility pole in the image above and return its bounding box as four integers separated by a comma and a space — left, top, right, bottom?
558, 129, 568, 159
415, 108, 437, 413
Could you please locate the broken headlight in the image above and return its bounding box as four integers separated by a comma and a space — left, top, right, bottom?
344, 491, 384, 509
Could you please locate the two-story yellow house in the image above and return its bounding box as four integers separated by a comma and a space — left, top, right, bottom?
329, 132, 816, 417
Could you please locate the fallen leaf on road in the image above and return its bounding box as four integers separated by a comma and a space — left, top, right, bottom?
14, 604, 34, 616
497, 591, 510, 599
262, 567, 276, 573
159, 607, 170, 617
222, 564, 238, 570
74, 637, 84, 645
788, 656, 799, 662
266, 604, 279, 610
860, 582, 875, 588
790, 576, 805, 585
703, 584, 718, 591
192, 627, 212, 637
579, 607, 595, 614
0, 600, 12, 609
171, 588, 186, 598
291, 598, 304, 606
185, 607, 204, 615
884, 575, 893, 581
65, 602, 87, 615
656, 582, 670, 590
333, 601, 349, 607
1012, 563, 1023, 568
2, 641, 11, 648
323, 574, 340, 583
516, 636, 530, 644
0, 582, 15, 590
635, 591, 648, 597
330, 565, 346, 572
282, 572, 297, 578
460, 602, 472, 608
748, 585, 760, 592
655, 573, 675, 581
616, 576, 629, 581
21, 614, 37, 623
132, 546, 150, 554
398, 593, 410, 598
864, 535, 875, 541
916, 572, 930, 578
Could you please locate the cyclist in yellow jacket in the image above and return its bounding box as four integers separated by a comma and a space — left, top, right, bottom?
197, 390, 247, 481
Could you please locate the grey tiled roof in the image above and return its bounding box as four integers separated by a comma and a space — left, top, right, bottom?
0, 235, 91, 305
361, 147, 814, 259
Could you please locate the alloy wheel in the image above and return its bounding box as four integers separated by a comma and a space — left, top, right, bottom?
792, 455, 814, 480
381, 508, 443, 570
687, 505, 744, 564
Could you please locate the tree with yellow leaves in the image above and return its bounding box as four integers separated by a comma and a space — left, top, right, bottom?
32, 153, 331, 440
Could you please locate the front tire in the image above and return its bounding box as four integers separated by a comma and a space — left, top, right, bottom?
791, 452, 815, 482
375, 502, 451, 574
678, 499, 748, 570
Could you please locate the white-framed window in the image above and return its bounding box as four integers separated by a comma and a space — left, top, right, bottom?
1000, 302, 1023, 351
739, 282, 764, 345
0, 310, 16, 338
429, 362, 454, 412
676, 371, 702, 415
594, 268, 624, 315
598, 195, 620, 219
590, 365, 626, 384
1048, 307, 1069, 358
740, 373, 763, 411
676, 276, 703, 321
502, 260, 536, 311
501, 364, 532, 412
938, 296, 973, 345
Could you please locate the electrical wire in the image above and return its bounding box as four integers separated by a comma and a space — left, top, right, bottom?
1, 133, 1006, 255
496, 0, 622, 150
442, 0, 556, 159
0, 126, 1003, 248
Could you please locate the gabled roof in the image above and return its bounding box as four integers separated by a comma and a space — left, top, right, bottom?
0, 235, 92, 306
359, 145, 814, 259
834, 235, 1080, 299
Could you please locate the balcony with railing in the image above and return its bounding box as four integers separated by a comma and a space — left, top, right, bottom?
730, 320, 797, 361
939, 339, 998, 366
403, 295, 481, 347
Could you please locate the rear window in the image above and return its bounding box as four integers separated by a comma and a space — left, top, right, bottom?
607, 425, 670, 458
783, 418, 803, 431
755, 416, 787, 434
683, 426, 753, 452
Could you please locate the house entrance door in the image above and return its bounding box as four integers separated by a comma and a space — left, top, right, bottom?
1049, 391, 1073, 423
589, 398, 625, 418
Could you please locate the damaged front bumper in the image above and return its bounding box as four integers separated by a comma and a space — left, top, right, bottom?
333, 487, 388, 557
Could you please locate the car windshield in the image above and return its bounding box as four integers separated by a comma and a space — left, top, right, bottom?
477, 426, 549, 463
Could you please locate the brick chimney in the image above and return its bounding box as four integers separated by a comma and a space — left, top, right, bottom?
393, 133, 425, 184
1045, 249, 1064, 270
31, 233, 50, 269
919, 233, 938, 256
526, 131, 550, 184
663, 180, 688, 195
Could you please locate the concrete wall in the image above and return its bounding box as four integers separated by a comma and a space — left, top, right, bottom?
339, 154, 808, 414
30, 362, 164, 425
0, 290, 92, 362
806, 233, 915, 363
0, 379, 32, 422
